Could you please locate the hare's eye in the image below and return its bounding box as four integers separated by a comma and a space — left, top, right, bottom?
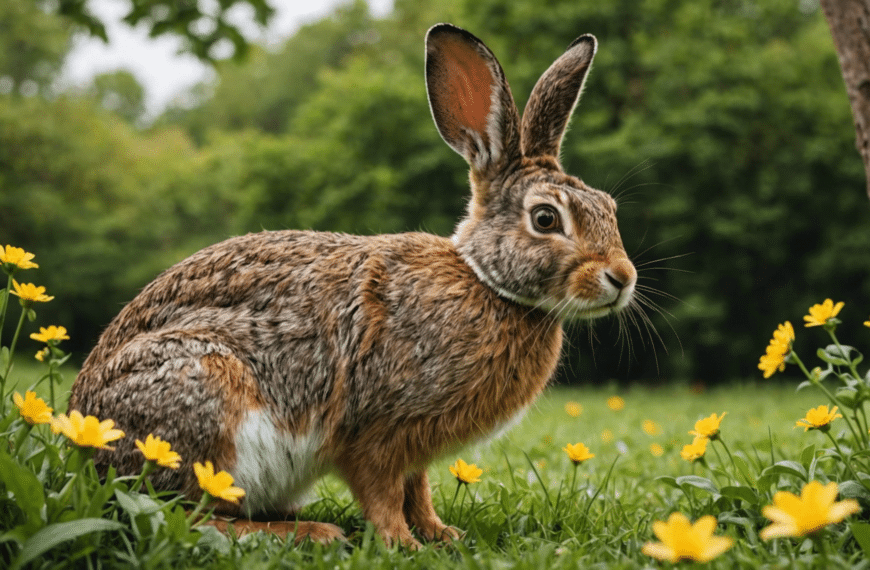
531, 205, 561, 233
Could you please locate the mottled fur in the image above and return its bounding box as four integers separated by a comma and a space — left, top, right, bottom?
69, 24, 637, 547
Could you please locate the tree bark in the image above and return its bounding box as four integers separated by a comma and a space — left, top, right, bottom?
819, 0, 870, 200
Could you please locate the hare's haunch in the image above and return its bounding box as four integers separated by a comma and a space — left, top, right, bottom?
69, 24, 636, 548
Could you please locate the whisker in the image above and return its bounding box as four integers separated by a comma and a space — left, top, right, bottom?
633, 251, 694, 269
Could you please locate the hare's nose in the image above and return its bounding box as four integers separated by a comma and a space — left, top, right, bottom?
605, 259, 636, 290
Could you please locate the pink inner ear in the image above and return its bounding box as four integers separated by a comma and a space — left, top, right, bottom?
441, 36, 492, 135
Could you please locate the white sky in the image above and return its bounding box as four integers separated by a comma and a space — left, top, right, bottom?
60, 0, 393, 119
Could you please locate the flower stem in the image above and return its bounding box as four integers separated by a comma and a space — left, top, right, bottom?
187, 492, 213, 527
792, 351, 863, 444
0, 308, 27, 415
130, 461, 157, 494
447, 480, 461, 523
0, 273, 11, 348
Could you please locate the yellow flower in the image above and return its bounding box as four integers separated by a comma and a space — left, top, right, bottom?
864, 317, 870, 328
194, 461, 246, 503
51, 410, 125, 450
564, 401, 582, 418
601, 429, 614, 443
30, 325, 70, 344
35, 348, 49, 362
795, 405, 842, 432
607, 395, 625, 411
642, 512, 734, 563
449, 458, 482, 484
803, 298, 844, 327
758, 322, 793, 378
689, 412, 726, 440
680, 436, 708, 462
13, 391, 53, 424
10, 280, 54, 304
642, 419, 663, 436
650, 443, 664, 457
563, 442, 595, 465
761, 480, 860, 539
0, 245, 38, 271
135, 434, 182, 469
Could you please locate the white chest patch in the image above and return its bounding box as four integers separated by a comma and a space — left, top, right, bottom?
232, 410, 327, 516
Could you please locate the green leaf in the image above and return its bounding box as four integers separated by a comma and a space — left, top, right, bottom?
0, 450, 45, 534
675, 475, 719, 496
817, 347, 848, 367
838, 480, 870, 503
799, 444, 816, 469
9, 518, 125, 570
732, 455, 756, 487
719, 485, 758, 503
761, 460, 807, 481
852, 522, 870, 557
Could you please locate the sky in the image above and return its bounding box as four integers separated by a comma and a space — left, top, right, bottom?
61, 0, 393, 119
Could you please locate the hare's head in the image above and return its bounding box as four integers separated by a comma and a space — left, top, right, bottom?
426, 24, 636, 320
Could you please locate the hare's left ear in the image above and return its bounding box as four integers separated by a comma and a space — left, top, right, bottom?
521, 35, 597, 160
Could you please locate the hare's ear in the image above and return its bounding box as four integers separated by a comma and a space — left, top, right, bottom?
521, 35, 597, 161
426, 24, 522, 174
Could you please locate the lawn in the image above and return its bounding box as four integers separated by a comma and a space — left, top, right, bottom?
6, 361, 868, 569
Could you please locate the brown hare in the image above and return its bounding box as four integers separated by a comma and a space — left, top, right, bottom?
69, 23, 637, 548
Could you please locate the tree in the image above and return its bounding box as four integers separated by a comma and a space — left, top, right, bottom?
819, 0, 870, 200
56, 0, 274, 61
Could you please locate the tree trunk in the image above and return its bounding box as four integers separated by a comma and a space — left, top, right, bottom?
819, 0, 870, 200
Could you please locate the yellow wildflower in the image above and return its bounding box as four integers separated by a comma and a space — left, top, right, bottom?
642, 512, 733, 563
563, 442, 595, 465
601, 429, 614, 443
761, 480, 860, 539
564, 401, 582, 418
680, 436, 708, 462
650, 443, 664, 457
35, 348, 49, 362
135, 434, 182, 469
607, 395, 625, 411
30, 325, 69, 344
689, 412, 726, 440
795, 405, 842, 432
642, 419, 663, 436
194, 461, 246, 503
13, 391, 53, 424
51, 410, 125, 450
449, 458, 483, 484
758, 322, 793, 378
803, 299, 844, 328
10, 280, 54, 305
0, 245, 38, 271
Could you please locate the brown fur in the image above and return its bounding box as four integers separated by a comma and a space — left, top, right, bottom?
69, 24, 637, 548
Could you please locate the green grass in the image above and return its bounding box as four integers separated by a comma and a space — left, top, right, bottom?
4, 367, 869, 569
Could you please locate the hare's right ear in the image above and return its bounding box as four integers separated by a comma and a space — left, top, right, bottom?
426, 24, 522, 174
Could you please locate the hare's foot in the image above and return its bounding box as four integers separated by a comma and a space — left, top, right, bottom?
205, 517, 346, 544
403, 470, 462, 543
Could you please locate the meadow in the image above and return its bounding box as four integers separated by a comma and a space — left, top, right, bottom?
2, 247, 870, 568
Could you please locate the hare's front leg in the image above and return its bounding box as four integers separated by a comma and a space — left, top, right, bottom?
403, 470, 461, 542
337, 456, 420, 548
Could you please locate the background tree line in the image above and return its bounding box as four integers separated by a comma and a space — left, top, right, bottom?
2, 0, 868, 385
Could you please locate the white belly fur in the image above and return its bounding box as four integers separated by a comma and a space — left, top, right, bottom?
232, 410, 327, 516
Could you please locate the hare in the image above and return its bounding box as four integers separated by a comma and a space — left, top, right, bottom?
68, 23, 637, 548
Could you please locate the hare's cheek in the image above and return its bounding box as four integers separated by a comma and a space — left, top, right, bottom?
567, 260, 606, 301
231, 410, 329, 515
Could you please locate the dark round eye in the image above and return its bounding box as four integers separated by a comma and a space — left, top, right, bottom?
531, 205, 561, 233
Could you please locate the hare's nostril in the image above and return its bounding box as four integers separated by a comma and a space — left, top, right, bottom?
605, 271, 625, 290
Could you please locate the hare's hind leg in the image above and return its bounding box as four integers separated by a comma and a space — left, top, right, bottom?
204, 517, 346, 544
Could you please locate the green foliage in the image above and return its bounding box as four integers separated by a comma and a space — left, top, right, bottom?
55, 0, 274, 61
1, 0, 869, 383
0, 0, 72, 96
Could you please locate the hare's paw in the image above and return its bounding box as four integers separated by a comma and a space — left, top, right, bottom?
206, 518, 347, 544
